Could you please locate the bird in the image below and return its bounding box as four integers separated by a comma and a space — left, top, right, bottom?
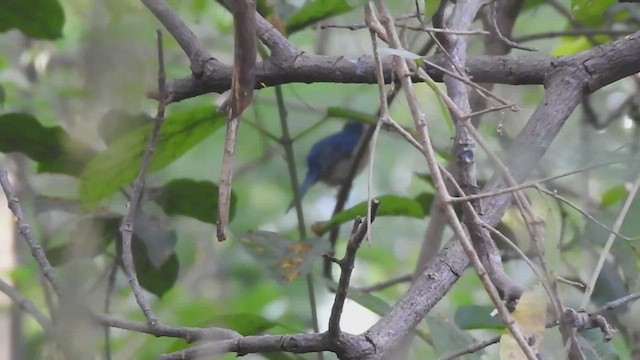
288, 121, 368, 211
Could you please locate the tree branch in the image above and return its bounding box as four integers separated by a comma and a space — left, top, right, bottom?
163, 53, 551, 103
141, 0, 218, 76
118, 30, 168, 325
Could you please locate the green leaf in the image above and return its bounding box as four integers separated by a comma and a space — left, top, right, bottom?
130, 237, 179, 298
454, 305, 504, 330
0, 0, 65, 39
423, 0, 441, 20
150, 179, 236, 224
0, 113, 97, 176
551, 36, 592, 56
600, 185, 628, 208
238, 231, 330, 284
578, 329, 621, 359
311, 193, 435, 236
551, 34, 611, 56
46, 216, 121, 266
133, 212, 177, 268
286, 0, 369, 34
326, 107, 377, 124
324, 278, 391, 315
571, 0, 615, 26
427, 315, 483, 359
79, 106, 225, 209
522, 0, 546, 11
98, 110, 153, 145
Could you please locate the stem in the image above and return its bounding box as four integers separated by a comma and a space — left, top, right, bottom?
274, 85, 323, 360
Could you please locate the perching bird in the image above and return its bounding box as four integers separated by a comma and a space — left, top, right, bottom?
288, 121, 367, 211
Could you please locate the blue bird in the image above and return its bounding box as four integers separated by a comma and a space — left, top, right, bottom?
288, 121, 367, 211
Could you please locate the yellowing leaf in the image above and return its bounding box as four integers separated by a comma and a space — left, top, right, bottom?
499, 285, 546, 360
512, 285, 546, 337
238, 231, 330, 284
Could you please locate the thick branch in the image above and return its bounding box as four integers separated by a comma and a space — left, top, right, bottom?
364, 30, 640, 356
164, 54, 550, 103
141, 0, 217, 76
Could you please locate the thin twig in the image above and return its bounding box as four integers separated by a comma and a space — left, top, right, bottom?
365, 3, 388, 244
328, 201, 380, 340
355, 273, 413, 292
94, 313, 240, 341
323, 23, 489, 36
217, 0, 257, 241
546, 0, 599, 46
119, 30, 167, 325
449, 161, 619, 203
463, 103, 517, 119
486, 1, 536, 52
0, 168, 61, 293
441, 335, 500, 360
273, 84, 322, 360
373, 2, 537, 358
419, 58, 512, 106
103, 260, 118, 360
536, 187, 634, 242
141, 0, 216, 76
580, 173, 640, 310
462, 121, 565, 323
514, 29, 634, 43
593, 293, 640, 316
0, 277, 52, 332
320, 12, 425, 31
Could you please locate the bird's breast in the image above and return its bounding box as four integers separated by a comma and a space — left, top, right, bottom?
319, 146, 370, 186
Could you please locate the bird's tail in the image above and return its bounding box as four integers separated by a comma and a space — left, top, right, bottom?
286, 173, 316, 213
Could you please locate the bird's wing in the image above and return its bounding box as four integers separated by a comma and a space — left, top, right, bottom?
309, 133, 359, 174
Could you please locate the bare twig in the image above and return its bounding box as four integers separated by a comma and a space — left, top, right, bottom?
0, 168, 62, 293
119, 30, 167, 325
355, 273, 413, 292
450, 161, 619, 203
580, 173, 640, 310
514, 29, 634, 43
365, 3, 389, 244
328, 200, 380, 340
486, 1, 536, 52
561, 309, 617, 342
372, 2, 536, 358
536, 187, 634, 242
441, 335, 500, 360
217, 0, 257, 241
463, 102, 517, 119
323, 23, 489, 36
0, 278, 52, 332
103, 260, 118, 360
320, 12, 424, 31
419, 58, 512, 106
273, 83, 322, 360
94, 313, 240, 342
216, 119, 239, 237
593, 293, 640, 316
158, 333, 337, 360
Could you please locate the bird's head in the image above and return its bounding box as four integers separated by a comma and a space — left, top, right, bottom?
342, 121, 364, 134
